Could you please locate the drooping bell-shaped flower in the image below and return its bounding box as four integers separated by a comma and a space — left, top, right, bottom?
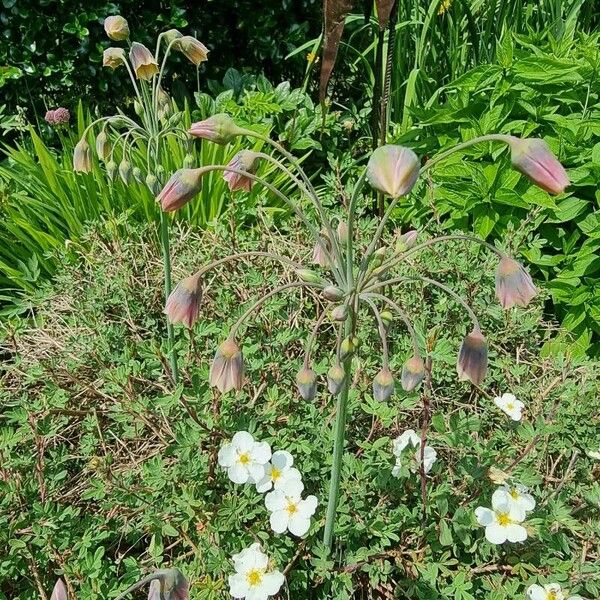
396, 229, 418, 252
188, 113, 243, 145
373, 368, 394, 401
132, 166, 143, 183
106, 160, 117, 181
50, 579, 67, 600
223, 150, 260, 192
157, 168, 203, 212
95, 130, 111, 160
337, 221, 349, 246
161, 568, 189, 600
103, 15, 129, 41
175, 36, 209, 65
367, 145, 420, 198
163, 29, 183, 44
457, 328, 488, 385
73, 138, 92, 173
210, 338, 244, 393
164, 273, 202, 328
146, 173, 159, 194
327, 364, 346, 395
296, 367, 317, 400
401, 355, 425, 392
118, 159, 132, 184
102, 47, 126, 69
331, 304, 348, 322
312, 231, 331, 268
495, 256, 537, 309
129, 42, 159, 80
508, 137, 569, 195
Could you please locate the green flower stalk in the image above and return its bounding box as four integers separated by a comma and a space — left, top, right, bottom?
163, 115, 566, 550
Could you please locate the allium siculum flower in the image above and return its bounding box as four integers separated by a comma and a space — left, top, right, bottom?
495, 256, 537, 309
119, 159, 132, 184
508, 137, 569, 195
104, 15, 129, 41
296, 367, 317, 400
373, 368, 394, 401
223, 150, 261, 192
73, 138, 92, 173
337, 221, 349, 246
175, 36, 209, 66
157, 168, 203, 212
164, 273, 202, 328
457, 328, 488, 386
95, 130, 111, 160
401, 355, 425, 392
322, 286, 344, 302
367, 144, 420, 198
102, 47, 126, 69
188, 113, 243, 145
163, 29, 183, 44
210, 338, 244, 393
312, 231, 331, 268
327, 364, 345, 395
129, 42, 159, 80
50, 579, 67, 600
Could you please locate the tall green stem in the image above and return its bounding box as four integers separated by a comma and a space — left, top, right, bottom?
160, 210, 179, 384
323, 312, 354, 550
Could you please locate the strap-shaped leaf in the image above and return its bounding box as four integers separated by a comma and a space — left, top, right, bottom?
319, 0, 355, 101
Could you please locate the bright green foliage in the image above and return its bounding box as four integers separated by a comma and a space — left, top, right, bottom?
1, 221, 597, 599
404, 32, 600, 356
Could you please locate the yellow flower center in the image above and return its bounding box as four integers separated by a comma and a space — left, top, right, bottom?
238, 452, 250, 465
507, 402, 515, 410
497, 512, 511, 526
286, 501, 298, 515
246, 569, 263, 587
547, 593, 558, 600
510, 488, 520, 499
271, 467, 282, 481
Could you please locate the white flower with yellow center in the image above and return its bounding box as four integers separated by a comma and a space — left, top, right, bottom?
526, 583, 584, 600
391, 429, 437, 476
475, 494, 527, 544
218, 431, 272, 485
493, 483, 536, 514
264, 478, 318, 537
228, 543, 284, 600
255, 450, 302, 493
494, 392, 525, 421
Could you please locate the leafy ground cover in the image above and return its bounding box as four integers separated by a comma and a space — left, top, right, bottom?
1, 219, 598, 599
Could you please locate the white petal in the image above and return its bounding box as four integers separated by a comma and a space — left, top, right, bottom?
275, 467, 302, 489
247, 462, 266, 484
492, 488, 510, 508
255, 474, 273, 494
270, 510, 289, 533
493, 396, 505, 410
474, 507, 495, 526
218, 443, 236, 467
232, 431, 255, 452
519, 493, 536, 512
505, 523, 527, 543
502, 393, 517, 403
265, 490, 286, 512
509, 408, 522, 421
271, 450, 293, 470
508, 504, 527, 523
391, 464, 401, 477
228, 463, 250, 484
228, 573, 249, 598
246, 589, 268, 600
288, 514, 311, 536
300, 495, 318, 517
261, 571, 285, 596
491, 494, 512, 513
546, 584, 563, 595
281, 477, 304, 498
526, 584, 547, 600
251, 441, 272, 465
394, 429, 420, 453
485, 523, 508, 544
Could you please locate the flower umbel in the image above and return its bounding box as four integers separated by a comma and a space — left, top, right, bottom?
210, 338, 244, 393
228, 543, 284, 600
218, 431, 271, 484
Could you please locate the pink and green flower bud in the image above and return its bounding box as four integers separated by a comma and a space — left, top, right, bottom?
163, 29, 183, 44
188, 113, 243, 145
118, 159, 132, 184
102, 47, 126, 69
183, 154, 195, 169
340, 336, 358, 359
322, 286, 344, 302
106, 160, 117, 181
164, 273, 202, 328
296, 367, 317, 400
50, 579, 67, 600
367, 144, 420, 198
103, 15, 129, 41
327, 363, 346, 395
371, 246, 387, 268
331, 304, 348, 322
175, 36, 209, 66
223, 150, 261, 192
312, 231, 331, 268
401, 355, 425, 392
337, 221, 349, 246
157, 168, 203, 212
129, 42, 159, 80
457, 328, 488, 386
373, 368, 394, 401
73, 138, 92, 173
495, 256, 537, 309
209, 338, 244, 393
95, 130, 111, 160
296, 269, 326, 285
396, 229, 418, 252
508, 137, 569, 195
145, 173, 159, 194
134, 99, 144, 117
